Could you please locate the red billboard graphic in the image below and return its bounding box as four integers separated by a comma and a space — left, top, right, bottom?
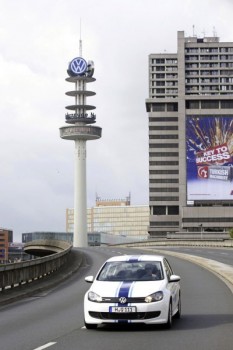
197, 166, 209, 179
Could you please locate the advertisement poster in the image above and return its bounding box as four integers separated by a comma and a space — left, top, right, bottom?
186, 116, 233, 201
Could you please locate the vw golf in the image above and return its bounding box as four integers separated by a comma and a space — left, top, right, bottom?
84, 254, 181, 329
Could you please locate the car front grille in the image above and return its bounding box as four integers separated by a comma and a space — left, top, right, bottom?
89, 311, 161, 320
101, 297, 146, 303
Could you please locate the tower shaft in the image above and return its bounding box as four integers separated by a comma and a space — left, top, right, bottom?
74, 139, 87, 247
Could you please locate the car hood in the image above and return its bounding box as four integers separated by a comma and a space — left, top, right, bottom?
89, 280, 166, 297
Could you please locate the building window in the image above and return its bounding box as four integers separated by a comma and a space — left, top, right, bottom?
201, 100, 219, 109
149, 170, 179, 174
156, 73, 165, 79
183, 217, 233, 222
152, 206, 166, 215
167, 103, 178, 111
221, 100, 233, 108
168, 206, 179, 214
149, 152, 179, 157
149, 135, 178, 139
150, 179, 179, 183
152, 103, 165, 111
149, 117, 178, 122
150, 126, 178, 130
150, 196, 179, 201
150, 188, 179, 192
150, 161, 179, 166
186, 100, 199, 109
150, 221, 179, 226
149, 143, 179, 148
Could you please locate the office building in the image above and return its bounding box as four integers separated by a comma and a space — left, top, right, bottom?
66, 195, 149, 240
145, 30, 233, 237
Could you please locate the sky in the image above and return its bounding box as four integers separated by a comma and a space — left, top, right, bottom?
1, 0, 233, 242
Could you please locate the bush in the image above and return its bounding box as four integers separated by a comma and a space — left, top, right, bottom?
229, 228, 233, 239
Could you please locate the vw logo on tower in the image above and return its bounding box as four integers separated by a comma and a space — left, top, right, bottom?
68, 57, 88, 77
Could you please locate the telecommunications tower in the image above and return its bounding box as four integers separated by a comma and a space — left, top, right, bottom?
60, 41, 102, 247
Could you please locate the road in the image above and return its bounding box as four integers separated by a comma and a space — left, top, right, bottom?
0, 246, 232, 350
146, 246, 233, 266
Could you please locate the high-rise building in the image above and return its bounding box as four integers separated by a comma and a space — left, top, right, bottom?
146, 31, 233, 237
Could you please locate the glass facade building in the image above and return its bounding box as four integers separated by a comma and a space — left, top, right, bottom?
66, 197, 149, 240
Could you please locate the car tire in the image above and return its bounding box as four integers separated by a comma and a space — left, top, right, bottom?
85, 321, 97, 329
174, 294, 181, 319
165, 301, 172, 329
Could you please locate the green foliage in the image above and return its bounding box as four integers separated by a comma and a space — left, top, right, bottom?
229, 228, 233, 239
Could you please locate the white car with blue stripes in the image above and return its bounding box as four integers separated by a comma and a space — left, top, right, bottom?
84, 254, 181, 329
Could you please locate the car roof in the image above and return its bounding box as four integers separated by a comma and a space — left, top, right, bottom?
106, 255, 164, 263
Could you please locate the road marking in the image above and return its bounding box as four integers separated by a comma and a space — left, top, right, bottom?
33, 342, 57, 350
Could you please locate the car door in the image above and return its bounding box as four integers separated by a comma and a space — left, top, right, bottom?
163, 258, 179, 314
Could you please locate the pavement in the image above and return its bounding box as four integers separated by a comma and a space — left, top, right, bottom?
0, 243, 232, 307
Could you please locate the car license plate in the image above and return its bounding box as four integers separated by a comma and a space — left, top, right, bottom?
109, 306, 137, 313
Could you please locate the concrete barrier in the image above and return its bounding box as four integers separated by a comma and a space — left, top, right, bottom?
0, 240, 72, 291
116, 239, 233, 248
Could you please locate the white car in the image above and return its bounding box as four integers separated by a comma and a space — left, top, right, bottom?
84, 254, 181, 329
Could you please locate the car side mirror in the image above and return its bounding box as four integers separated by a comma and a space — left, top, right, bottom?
85, 276, 94, 283
169, 274, 180, 283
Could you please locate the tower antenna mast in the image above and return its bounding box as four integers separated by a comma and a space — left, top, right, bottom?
79, 19, 82, 57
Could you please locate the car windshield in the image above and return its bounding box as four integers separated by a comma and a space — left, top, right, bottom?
97, 261, 164, 281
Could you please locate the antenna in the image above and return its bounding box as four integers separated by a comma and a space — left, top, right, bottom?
213, 26, 217, 37
192, 25, 195, 36
79, 19, 82, 57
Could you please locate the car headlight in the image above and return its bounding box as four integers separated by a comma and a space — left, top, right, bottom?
145, 291, 163, 303
88, 291, 103, 302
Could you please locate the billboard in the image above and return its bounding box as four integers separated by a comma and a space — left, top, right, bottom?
186, 116, 233, 201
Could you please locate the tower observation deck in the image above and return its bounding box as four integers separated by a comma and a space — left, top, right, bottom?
60, 56, 102, 247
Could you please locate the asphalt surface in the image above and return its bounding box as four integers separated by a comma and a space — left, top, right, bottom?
0, 246, 232, 350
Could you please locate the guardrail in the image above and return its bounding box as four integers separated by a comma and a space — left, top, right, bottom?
0, 240, 72, 291
113, 238, 233, 248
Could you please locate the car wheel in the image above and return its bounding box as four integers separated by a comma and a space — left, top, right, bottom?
174, 294, 181, 319
165, 301, 172, 329
85, 321, 97, 329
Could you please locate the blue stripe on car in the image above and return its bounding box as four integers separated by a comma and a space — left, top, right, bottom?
118, 282, 132, 305
116, 256, 140, 323
117, 281, 133, 324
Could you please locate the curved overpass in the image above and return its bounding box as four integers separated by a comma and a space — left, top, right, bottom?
0, 240, 73, 293
24, 239, 72, 257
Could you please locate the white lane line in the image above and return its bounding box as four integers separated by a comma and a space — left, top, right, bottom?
33, 342, 57, 350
